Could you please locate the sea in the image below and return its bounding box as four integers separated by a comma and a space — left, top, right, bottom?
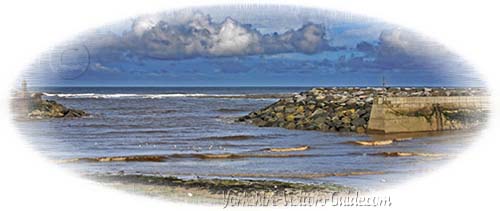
15, 87, 478, 191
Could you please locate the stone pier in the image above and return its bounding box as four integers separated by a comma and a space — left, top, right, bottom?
367, 96, 489, 133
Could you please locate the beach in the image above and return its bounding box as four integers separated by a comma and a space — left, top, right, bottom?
14, 86, 485, 201
89, 173, 352, 206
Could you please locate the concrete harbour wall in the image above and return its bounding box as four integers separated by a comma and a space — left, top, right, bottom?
367, 96, 489, 133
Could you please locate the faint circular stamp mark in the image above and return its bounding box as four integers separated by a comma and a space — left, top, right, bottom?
49, 43, 90, 80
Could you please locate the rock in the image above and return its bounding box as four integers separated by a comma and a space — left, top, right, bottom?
317, 123, 329, 131
285, 122, 296, 129
341, 116, 351, 124
26, 93, 87, 119
357, 109, 367, 116
248, 112, 258, 118
284, 106, 296, 113
294, 114, 305, 119
346, 98, 357, 105
65, 109, 86, 118
355, 126, 366, 133
237, 87, 487, 133
330, 117, 342, 127
411, 91, 423, 96
315, 94, 326, 101
295, 106, 305, 114
313, 116, 328, 125
352, 118, 367, 127
338, 127, 350, 132
252, 118, 267, 127
352, 91, 364, 96
344, 109, 356, 116
274, 106, 285, 112
311, 108, 327, 118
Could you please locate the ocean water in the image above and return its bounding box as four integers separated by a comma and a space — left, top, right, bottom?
16, 87, 477, 190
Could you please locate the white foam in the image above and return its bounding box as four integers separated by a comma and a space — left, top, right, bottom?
42, 93, 245, 99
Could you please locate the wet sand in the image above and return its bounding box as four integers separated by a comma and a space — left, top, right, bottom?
17, 87, 485, 199
89, 174, 350, 205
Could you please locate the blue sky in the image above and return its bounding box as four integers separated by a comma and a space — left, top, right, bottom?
26, 5, 483, 87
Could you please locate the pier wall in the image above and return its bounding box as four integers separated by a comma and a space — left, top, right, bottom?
367, 96, 489, 133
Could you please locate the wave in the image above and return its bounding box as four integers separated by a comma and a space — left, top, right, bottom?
59, 152, 355, 164
42, 93, 245, 99
263, 145, 310, 152
169, 153, 312, 160
42, 92, 292, 99
58, 155, 167, 163
59, 153, 312, 163
215, 108, 248, 112
194, 135, 259, 141
193, 134, 283, 141
369, 152, 446, 157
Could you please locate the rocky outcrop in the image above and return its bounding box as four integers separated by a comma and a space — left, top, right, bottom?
237, 87, 487, 133
19, 93, 87, 119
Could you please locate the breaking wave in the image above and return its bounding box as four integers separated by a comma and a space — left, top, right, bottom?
42, 93, 246, 99
41, 92, 293, 99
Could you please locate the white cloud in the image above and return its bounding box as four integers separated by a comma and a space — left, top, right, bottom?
378, 27, 450, 58
119, 11, 332, 60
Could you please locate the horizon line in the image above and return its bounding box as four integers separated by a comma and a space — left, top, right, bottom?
28, 85, 488, 88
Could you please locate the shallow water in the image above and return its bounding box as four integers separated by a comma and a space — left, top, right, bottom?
17, 87, 477, 190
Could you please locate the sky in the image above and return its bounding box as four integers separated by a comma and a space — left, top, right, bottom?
25, 5, 483, 87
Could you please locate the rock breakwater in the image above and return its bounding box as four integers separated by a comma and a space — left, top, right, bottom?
237, 87, 487, 133
13, 92, 87, 119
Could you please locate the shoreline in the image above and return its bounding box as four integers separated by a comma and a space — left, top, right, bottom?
13, 86, 486, 204
88, 173, 351, 205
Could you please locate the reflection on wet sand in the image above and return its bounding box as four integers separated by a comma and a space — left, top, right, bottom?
207, 171, 387, 179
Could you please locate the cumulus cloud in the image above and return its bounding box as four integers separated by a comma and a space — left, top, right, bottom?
118, 12, 332, 60
343, 28, 464, 70
377, 28, 451, 61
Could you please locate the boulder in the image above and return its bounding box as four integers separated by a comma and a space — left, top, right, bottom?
236, 87, 486, 133
352, 118, 367, 127
311, 108, 327, 118
26, 94, 87, 119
